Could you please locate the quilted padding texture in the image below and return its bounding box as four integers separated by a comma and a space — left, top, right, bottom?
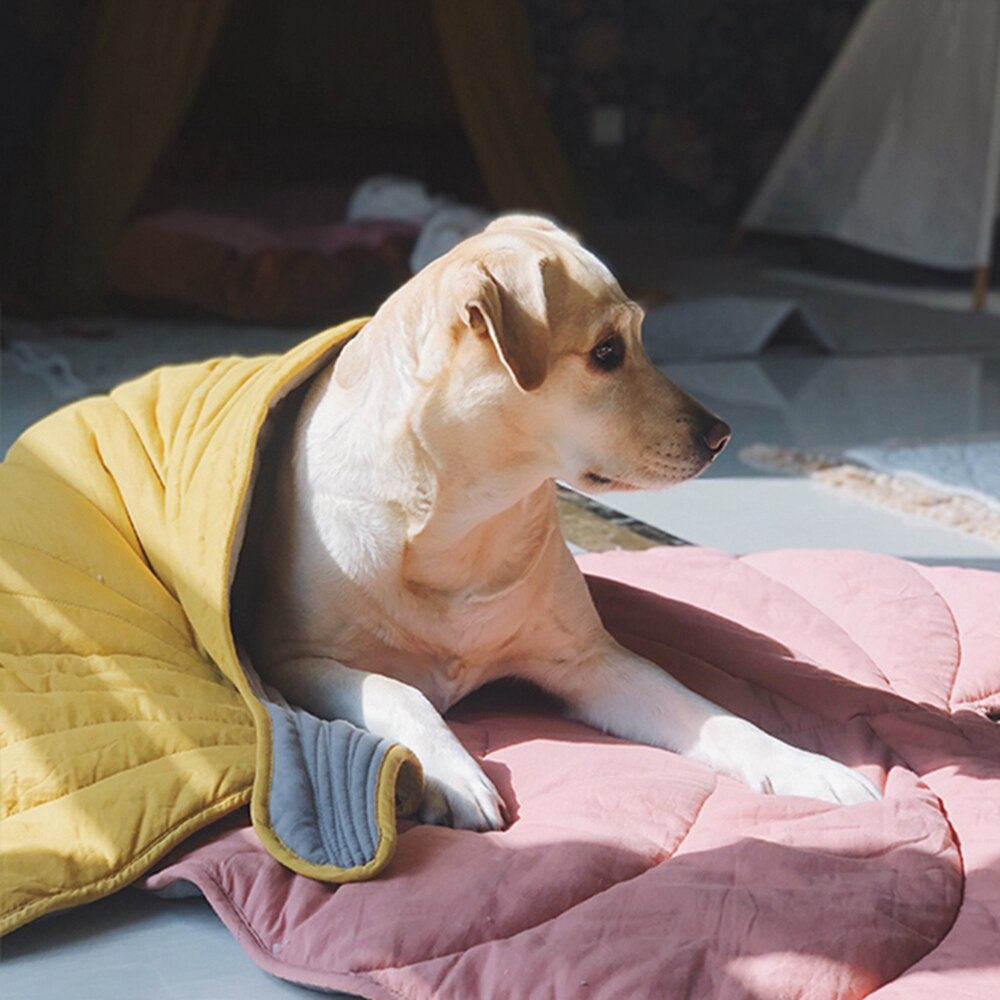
0, 320, 423, 936
142, 547, 1000, 999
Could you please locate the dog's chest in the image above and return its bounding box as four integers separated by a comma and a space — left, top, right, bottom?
337, 586, 529, 710
342, 635, 506, 712
405, 650, 496, 712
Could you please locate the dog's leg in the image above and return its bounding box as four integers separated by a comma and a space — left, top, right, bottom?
540, 640, 881, 805
265, 657, 507, 830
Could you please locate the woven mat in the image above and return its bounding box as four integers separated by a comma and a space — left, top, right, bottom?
556, 486, 687, 552
742, 443, 1000, 549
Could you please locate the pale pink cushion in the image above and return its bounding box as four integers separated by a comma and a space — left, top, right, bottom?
134, 208, 418, 255
142, 547, 1000, 999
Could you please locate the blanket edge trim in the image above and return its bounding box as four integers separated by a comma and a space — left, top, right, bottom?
0, 786, 252, 938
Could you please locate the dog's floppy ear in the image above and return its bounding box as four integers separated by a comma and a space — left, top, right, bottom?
463, 255, 551, 393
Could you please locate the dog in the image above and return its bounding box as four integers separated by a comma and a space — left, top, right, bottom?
250, 215, 880, 830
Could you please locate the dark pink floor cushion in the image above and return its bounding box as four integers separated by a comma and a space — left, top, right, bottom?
142, 547, 1000, 999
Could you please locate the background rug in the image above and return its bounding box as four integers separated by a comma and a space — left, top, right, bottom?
742, 438, 1000, 549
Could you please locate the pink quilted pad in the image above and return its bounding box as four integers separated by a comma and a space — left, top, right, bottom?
142, 547, 1000, 999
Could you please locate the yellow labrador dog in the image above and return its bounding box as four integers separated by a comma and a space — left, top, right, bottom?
253, 215, 880, 830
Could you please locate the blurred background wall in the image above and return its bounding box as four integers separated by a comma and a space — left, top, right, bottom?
524, 0, 864, 219
0, 0, 864, 316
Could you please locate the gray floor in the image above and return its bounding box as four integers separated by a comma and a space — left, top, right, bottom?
1, 891, 331, 1000
4, 225, 1000, 996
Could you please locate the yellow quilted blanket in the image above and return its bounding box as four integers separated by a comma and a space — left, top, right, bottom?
0, 319, 422, 935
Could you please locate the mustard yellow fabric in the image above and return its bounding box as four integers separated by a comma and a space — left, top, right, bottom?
0, 319, 421, 936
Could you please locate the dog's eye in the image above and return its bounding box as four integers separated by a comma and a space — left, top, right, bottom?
590, 333, 625, 371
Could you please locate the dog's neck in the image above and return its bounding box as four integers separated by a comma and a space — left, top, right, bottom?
295, 313, 560, 600
402, 476, 559, 600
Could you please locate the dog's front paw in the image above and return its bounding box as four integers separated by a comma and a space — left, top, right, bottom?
695, 717, 881, 806
747, 746, 881, 806
417, 749, 508, 832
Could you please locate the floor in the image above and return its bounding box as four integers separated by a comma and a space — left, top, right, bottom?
3, 225, 1000, 996
2, 891, 316, 1000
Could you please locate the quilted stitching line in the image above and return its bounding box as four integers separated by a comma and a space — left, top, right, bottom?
0, 650, 237, 685
103, 393, 169, 491
851, 703, 982, 973
0, 536, 194, 649
179, 785, 720, 994
181, 867, 414, 1000
26, 412, 169, 587
737, 554, 899, 693
352, 780, 722, 976
2, 714, 254, 751
920, 573, 964, 713
476, 715, 720, 852
3, 740, 255, 817
166, 358, 247, 506
91, 408, 166, 524
610, 622, 889, 743
0, 591, 203, 666
856, 711, 969, 980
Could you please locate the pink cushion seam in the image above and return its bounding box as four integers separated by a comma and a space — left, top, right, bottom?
349, 780, 720, 976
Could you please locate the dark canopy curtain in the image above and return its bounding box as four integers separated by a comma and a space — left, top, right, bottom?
42, 0, 230, 310
37, 0, 583, 312
432, 0, 586, 228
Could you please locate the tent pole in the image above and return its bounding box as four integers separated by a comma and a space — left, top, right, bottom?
972, 265, 990, 311
973, 9, 1000, 313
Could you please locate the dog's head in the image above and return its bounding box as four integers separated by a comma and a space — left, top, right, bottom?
417, 214, 728, 494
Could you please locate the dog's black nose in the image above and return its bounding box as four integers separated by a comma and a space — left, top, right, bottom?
703, 419, 731, 455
